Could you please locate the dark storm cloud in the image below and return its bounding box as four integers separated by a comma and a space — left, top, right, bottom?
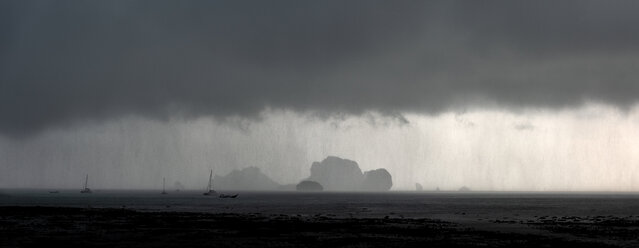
2, 0, 639, 136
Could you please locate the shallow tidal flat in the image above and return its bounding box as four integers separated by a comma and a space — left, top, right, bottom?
2, 206, 639, 247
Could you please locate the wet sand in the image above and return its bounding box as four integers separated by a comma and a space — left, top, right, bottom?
2, 206, 639, 247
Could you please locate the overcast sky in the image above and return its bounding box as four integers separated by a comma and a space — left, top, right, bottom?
2, 1, 639, 190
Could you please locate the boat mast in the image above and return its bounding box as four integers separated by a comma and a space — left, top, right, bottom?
84, 174, 88, 189
208, 170, 212, 191
163, 177, 166, 192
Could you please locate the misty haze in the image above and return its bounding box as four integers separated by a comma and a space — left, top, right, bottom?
2, 1, 639, 247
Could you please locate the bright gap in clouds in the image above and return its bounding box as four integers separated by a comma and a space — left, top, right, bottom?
1, 104, 639, 191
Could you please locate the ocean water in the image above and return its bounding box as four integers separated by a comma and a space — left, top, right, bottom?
2, 189, 639, 220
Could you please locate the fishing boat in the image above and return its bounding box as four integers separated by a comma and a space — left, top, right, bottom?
219, 194, 238, 198
80, 174, 92, 193
203, 170, 217, 196
161, 177, 168, 195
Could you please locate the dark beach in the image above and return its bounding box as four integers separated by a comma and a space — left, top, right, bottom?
2, 191, 639, 247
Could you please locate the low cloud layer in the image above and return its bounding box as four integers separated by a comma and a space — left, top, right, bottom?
2, 1, 639, 136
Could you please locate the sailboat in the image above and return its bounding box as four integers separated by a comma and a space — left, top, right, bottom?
203, 170, 217, 196
80, 174, 92, 193
161, 177, 168, 195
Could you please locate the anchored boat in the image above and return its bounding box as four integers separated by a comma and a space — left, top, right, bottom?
203, 170, 217, 196
161, 177, 168, 195
80, 174, 92, 193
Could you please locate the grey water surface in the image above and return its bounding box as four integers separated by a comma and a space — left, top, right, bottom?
2, 190, 639, 221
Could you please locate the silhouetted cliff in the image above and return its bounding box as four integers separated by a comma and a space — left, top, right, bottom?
306, 156, 392, 191
296, 181, 324, 191
308, 156, 363, 191
213, 167, 281, 190
361, 169, 392, 191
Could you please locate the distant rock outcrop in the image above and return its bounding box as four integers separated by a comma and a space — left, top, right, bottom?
458, 186, 471, 192
308, 156, 364, 191
210, 157, 393, 192
361, 169, 392, 191
306, 156, 392, 191
415, 183, 423, 191
213, 167, 281, 190
296, 181, 324, 191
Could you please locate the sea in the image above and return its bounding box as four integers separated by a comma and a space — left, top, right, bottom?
2, 189, 639, 221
